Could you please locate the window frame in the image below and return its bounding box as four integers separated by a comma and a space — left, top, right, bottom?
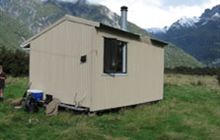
103, 37, 128, 75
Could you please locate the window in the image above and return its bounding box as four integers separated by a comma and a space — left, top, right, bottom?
104, 38, 127, 74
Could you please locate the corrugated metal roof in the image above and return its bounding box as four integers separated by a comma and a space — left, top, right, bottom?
98, 23, 141, 40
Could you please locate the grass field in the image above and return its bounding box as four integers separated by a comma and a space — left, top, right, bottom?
1, 75, 220, 140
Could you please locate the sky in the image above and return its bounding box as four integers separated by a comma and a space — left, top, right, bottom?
62, 0, 220, 28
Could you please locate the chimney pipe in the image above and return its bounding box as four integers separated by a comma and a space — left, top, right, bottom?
120, 6, 128, 31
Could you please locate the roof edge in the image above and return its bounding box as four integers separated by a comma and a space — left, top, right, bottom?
150, 38, 168, 48
97, 23, 140, 40
64, 15, 99, 27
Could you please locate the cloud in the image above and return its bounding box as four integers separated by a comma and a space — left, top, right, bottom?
98, 0, 220, 28
59, 0, 220, 28
161, 0, 207, 7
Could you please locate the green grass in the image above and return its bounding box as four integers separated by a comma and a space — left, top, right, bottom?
1, 77, 220, 140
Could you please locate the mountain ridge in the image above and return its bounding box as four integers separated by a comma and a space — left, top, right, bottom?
0, 0, 203, 68
149, 4, 220, 66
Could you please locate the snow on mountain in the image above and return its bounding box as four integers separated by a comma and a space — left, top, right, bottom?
147, 16, 200, 34
151, 4, 220, 66
199, 12, 220, 26
179, 17, 200, 27
148, 6, 220, 34
212, 12, 220, 18
169, 16, 200, 30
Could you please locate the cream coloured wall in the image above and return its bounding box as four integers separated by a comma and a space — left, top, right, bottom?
91, 31, 164, 111
30, 20, 96, 107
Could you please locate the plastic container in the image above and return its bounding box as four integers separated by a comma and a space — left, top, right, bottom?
27, 89, 43, 102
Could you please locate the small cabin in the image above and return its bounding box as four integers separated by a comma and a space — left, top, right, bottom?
21, 7, 167, 112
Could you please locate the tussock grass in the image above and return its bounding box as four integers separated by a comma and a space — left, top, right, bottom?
165, 74, 220, 91
0, 76, 220, 140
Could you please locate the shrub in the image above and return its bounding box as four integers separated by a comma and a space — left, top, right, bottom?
217, 73, 220, 85
165, 67, 220, 76
0, 46, 29, 77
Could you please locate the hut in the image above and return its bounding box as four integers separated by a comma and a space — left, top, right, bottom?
21, 6, 167, 112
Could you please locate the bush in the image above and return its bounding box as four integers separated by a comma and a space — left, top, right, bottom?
217, 73, 220, 85
0, 46, 29, 77
165, 67, 220, 76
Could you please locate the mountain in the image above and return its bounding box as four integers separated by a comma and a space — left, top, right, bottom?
0, 11, 31, 48
0, 0, 203, 68
165, 44, 204, 68
0, 0, 65, 34
168, 17, 200, 30
150, 4, 220, 67
0, 0, 149, 36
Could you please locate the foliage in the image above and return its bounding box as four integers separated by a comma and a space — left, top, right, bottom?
217, 73, 220, 85
0, 9, 30, 77
0, 46, 29, 77
165, 67, 220, 76
0, 77, 220, 139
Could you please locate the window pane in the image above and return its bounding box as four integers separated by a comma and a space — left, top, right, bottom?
104, 38, 127, 74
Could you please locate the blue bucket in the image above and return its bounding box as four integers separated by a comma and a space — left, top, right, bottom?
28, 89, 43, 102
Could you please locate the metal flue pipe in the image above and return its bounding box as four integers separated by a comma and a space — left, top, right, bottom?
120, 6, 128, 31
